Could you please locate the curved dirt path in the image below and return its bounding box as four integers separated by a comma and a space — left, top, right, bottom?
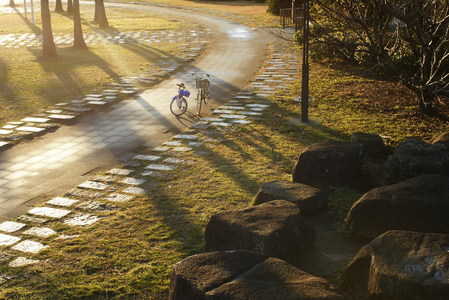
0, 2, 273, 221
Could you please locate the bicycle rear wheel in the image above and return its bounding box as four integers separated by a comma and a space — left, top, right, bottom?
203, 80, 211, 104
170, 97, 188, 116
196, 89, 203, 115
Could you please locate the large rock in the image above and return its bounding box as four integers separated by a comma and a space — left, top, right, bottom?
169, 250, 347, 300
253, 180, 329, 215
383, 138, 449, 184
346, 230, 449, 300
350, 132, 385, 157
292, 141, 363, 188
430, 131, 449, 149
346, 174, 449, 239
205, 200, 315, 264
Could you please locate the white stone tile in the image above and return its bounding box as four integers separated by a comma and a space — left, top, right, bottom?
120, 177, 147, 185
22, 227, 56, 238
15, 126, 45, 133
12, 240, 48, 253
0, 221, 26, 233
211, 122, 232, 127
172, 147, 193, 152
8, 257, 39, 267
78, 181, 109, 190
0, 233, 20, 246
163, 157, 185, 164
64, 213, 101, 226
151, 146, 170, 152
28, 207, 71, 219
219, 114, 247, 119
107, 168, 134, 176
105, 193, 134, 202
21, 117, 50, 123
133, 154, 161, 161
173, 134, 198, 140
188, 142, 203, 147
46, 197, 79, 207
163, 141, 183, 146
146, 164, 176, 171
123, 187, 146, 195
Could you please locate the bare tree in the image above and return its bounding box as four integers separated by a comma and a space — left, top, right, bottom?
309, 0, 449, 113
55, 0, 64, 12
94, 0, 109, 28
41, 0, 57, 58
73, 0, 87, 49
67, 0, 73, 15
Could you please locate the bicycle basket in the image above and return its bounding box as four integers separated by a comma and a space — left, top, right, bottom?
195, 78, 207, 89
180, 89, 190, 97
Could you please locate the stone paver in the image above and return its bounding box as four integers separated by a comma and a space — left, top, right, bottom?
0, 233, 20, 246
28, 207, 71, 219
0, 221, 26, 233
12, 240, 48, 254
22, 227, 57, 238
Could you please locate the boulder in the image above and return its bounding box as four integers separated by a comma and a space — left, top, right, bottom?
350, 132, 385, 157
292, 141, 363, 188
383, 138, 449, 184
346, 230, 449, 300
205, 200, 315, 265
430, 131, 449, 149
346, 174, 449, 239
253, 180, 329, 215
169, 250, 348, 300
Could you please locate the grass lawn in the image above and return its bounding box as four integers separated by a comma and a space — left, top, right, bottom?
0, 3, 200, 125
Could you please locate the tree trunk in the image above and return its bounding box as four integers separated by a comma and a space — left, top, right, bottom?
97, 0, 109, 28
41, 0, 57, 58
8, 0, 15, 7
94, 0, 99, 22
55, 0, 64, 12
67, 0, 73, 15
73, 0, 87, 49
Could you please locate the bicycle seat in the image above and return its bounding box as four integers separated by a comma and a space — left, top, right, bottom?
177, 83, 185, 88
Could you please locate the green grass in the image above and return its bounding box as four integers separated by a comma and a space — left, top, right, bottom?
0, 4, 198, 125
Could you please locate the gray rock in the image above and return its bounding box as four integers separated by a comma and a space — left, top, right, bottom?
350, 132, 384, 157
205, 200, 315, 265
169, 250, 347, 300
346, 230, 449, 300
383, 138, 449, 184
346, 174, 449, 238
292, 141, 363, 188
253, 180, 329, 215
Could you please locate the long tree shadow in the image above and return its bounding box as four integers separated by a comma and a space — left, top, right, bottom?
0, 58, 19, 116
13, 6, 42, 34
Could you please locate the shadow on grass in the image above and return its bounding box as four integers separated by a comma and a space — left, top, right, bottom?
13, 6, 42, 34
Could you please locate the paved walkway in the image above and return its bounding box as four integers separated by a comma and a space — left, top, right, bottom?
0, 2, 273, 222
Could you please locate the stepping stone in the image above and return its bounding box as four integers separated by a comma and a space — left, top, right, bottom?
172, 147, 193, 152
46, 110, 64, 114
246, 104, 270, 108
65, 188, 104, 199
133, 154, 161, 161
120, 177, 147, 185
232, 120, 251, 125
92, 175, 118, 182
188, 142, 203, 147
212, 110, 234, 114
22, 227, 57, 238
21, 117, 50, 123
238, 111, 262, 116
173, 134, 198, 140
46, 197, 79, 207
47, 114, 76, 121
77, 201, 117, 212
64, 213, 101, 226
123, 187, 146, 195
163, 157, 185, 164
66, 107, 93, 113
28, 207, 71, 219
220, 114, 247, 119
146, 164, 176, 171
151, 146, 170, 152
17, 215, 47, 224
107, 168, 134, 176
87, 100, 107, 105
0, 129, 13, 135
163, 141, 183, 146
140, 170, 162, 177
220, 106, 245, 110
12, 240, 48, 254
8, 257, 39, 267
78, 181, 109, 190
201, 118, 225, 122
0, 221, 26, 233
15, 126, 46, 133
105, 193, 134, 203
0, 233, 21, 246
211, 122, 232, 127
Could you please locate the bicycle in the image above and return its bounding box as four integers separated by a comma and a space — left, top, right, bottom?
170, 83, 190, 116
192, 72, 211, 115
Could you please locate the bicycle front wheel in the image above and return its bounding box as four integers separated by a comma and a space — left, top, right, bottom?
196, 89, 203, 115
203, 80, 211, 104
170, 97, 188, 116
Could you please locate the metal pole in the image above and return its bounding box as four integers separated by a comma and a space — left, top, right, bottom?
301, 0, 310, 122
30, 0, 35, 24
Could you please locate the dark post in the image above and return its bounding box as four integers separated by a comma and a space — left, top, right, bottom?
301, 0, 310, 122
